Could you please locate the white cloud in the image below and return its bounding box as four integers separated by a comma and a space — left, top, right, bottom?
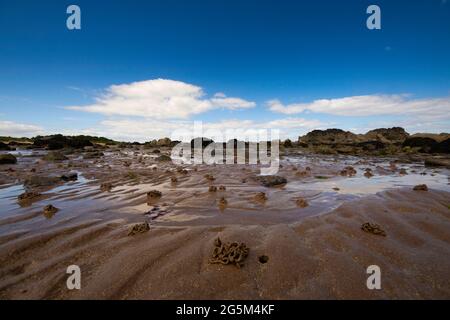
0, 120, 44, 137
267, 94, 450, 120
79, 117, 327, 142
66, 79, 255, 119
211, 96, 256, 110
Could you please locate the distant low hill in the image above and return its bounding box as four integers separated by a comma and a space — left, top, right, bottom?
1, 127, 449, 155
297, 127, 449, 155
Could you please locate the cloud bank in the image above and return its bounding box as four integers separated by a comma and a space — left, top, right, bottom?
76, 117, 327, 142
267, 94, 450, 120
0, 120, 44, 137
66, 79, 255, 119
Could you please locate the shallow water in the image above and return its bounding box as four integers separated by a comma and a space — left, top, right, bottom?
0, 151, 449, 232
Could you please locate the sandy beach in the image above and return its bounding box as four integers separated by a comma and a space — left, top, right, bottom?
1, 144, 449, 299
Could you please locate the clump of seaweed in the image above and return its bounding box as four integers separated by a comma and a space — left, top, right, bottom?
18, 191, 41, 202
218, 197, 228, 209
128, 222, 150, 236
43, 204, 58, 218
340, 166, 357, 177
100, 182, 113, 192
413, 184, 428, 191
254, 192, 268, 202
295, 197, 308, 208
147, 190, 162, 200
361, 222, 386, 237
364, 168, 374, 178
209, 238, 249, 268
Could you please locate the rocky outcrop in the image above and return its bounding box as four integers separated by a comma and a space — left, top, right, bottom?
424, 158, 450, 168
0, 154, 17, 164
298, 128, 449, 155
0, 142, 11, 151
33, 135, 93, 150
402, 137, 438, 153
433, 138, 450, 154
299, 129, 359, 146
145, 137, 174, 148
364, 127, 409, 144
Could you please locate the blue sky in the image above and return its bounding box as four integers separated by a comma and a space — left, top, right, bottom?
0, 0, 449, 141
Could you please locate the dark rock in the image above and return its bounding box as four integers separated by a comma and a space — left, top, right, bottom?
364, 127, 409, 144
24, 175, 61, 188
47, 141, 64, 150
33, 134, 93, 149
43, 204, 58, 218
283, 139, 293, 148
424, 158, 450, 168
144, 137, 172, 148
413, 184, 428, 191
403, 137, 439, 153
300, 129, 358, 145
156, 137, 172, 147
61, 172, 78, 182
0, 142, 11, 151
433, 138, 450, 153
256, 175, 287, 187
155, 154, 171, 162
18, 191, 41, 202
43, 151, 68, 161
356, 140, 386, 151
0, 154, 17, 164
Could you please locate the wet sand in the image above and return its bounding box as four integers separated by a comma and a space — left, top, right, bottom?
0, 148, 449, 299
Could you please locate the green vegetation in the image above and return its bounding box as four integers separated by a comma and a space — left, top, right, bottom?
0, 136, 32, 143
1, 134, 121, 148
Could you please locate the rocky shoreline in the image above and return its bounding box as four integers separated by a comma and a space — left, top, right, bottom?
0, 127, 449, 299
